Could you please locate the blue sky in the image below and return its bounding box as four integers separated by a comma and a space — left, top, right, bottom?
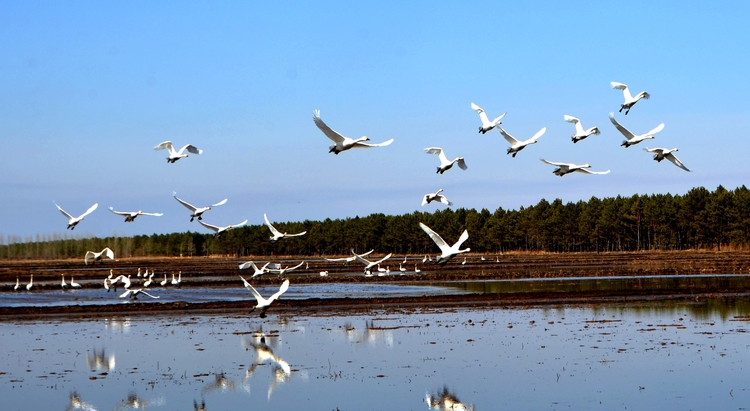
2, 2, 749, 241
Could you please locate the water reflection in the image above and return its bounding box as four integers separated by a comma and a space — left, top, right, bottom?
113, 392, 165, 410
65, 391, 97, 411
202, 373, 236, 395
425, 387, 474, 411
86, 348, 115, 372
242, 334, 291, 400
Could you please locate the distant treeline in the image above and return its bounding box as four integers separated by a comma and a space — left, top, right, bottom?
3, 185, 750, 259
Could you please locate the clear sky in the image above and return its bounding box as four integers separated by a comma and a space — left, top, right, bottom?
2, 1, 749, 241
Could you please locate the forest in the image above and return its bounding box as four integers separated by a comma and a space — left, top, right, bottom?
2, 185, 750, 259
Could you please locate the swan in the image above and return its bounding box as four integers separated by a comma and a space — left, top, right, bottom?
424, 147, 468, 174
423, 255, 427, 263
539, 158, 611, 176
240, 277, 290, 318
104, 276, 112, 292
14, 277, 20, 291
160, 274, 168, 286
266, 261, 304, 279
312, 110, 394, 154
198, 218, 248, 237
403, 255, 408, 264
114, 274, 131, 289
319, 271, 329, 277
352, 250, 393, 274
171, 271, 182, 287
377, 264, 387, 273
414, 264, 421, 273
61, 275, 68, 290
564, 115, 600, 143
154, 141, 202, 163
609, 113, 664, 147
84, 247, 115, 265
325, 249, 374, 264
65, 391, 97, 411
201, 373, 236, 395
173, 192, 227, 222
399, 264, 407, 273
419, 222, 470, 265
497, 126, 546, 157
26, 275, 33, 291
264, 214, 306, 242
239, 261, 271, 279
611, 81, 650, 115
422, 188, 453, 206
143, 273, 153, 288
643, 147, 691, 172
54, 202, 98, 230
109, 207, 163, 222
462, 257, 467, 265
136, 268, 142, 277
70, 277, 82, 288
119, 288, 160, 299
471, 103, 506, 134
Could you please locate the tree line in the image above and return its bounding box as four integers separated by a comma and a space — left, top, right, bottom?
2, 185, 750, 259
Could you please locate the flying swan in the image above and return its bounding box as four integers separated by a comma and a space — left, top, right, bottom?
611, 81, 650, 115
240, 277, 290, 318
55, 202, 98, 230
422, 189, 453, 206
173, 192, 227, 222
325, 249, 374, 265
419, 222, 470, 265
312, 110, 394, 154
643, 148, 691, 172
564, 115, 600, 143
497, 126, 546, 157
154, 141, 202, 163
539, 159, 611, 176
471, 102, 506, 134
609, 113, 664, 148
84, 247, 115, 265
264, 213, 307, 242
424, 147, 467, 174
352, 250, 393, 274
198, 219, 248, 237
109, 207, 163, 222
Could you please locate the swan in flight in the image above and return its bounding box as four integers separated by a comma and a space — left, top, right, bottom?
239, 261, 271, 279
424, 147, 467, 174
266, 261, 304, 279
108, 207, 163, 222
609, 113, 664, 148
119, 288, 160, 300
240, 277, 290, 318
422, 188, 452, 206
325, 249, 374, 265
113, 274, 131, 289
70, 277, 82, 288
84, 247, 115, 265
471, 102, 506, 134
497, 126, 546, 157
352, 250, 393, 274
154, 141, 202, 163
312, 110, 394, 154
54, 202, 98, 230
539, 159, 611, 176
643, 148, 691, 172
173, 192, 227, 222
419, 222, 470, 265
564, 115, 600, 143
264, 214, 307, 242
198, 219, 248, 236
611, 81, 650, 115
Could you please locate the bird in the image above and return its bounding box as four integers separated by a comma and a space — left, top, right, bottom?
264, 214, 307, 242
609, 113, 664, 148
61, 275, 68, 290
471, 102, 506, 134
422, 188, 453, 206
238, 261, 271, 279
462, 257, 467, 265
497, 126, 546, 157
564, 115, 600, 143
611, 81, 650, 115
119, 288, 160, 300
70, 277, 82, 288
108, 207, 163, 222
171, 271, 182, 287
240, 277, 290, 318
198, 219, 248, 237
114, 274, 131, 289
414, 265, 421, 273
266, 261, 304, 279
173, 192, 227, 222
352, 250, 393, 274
104, 276, 112, 292
143, 273, 153, 288
312, 109, 394, 154
643, 148, 691, 172
136, 267, 142, 277
319, 271, 329, 277
424, 147, 467, 174
399, 264, 407, 273
419, 222, 470, 265
54, 202, 98, 230
14, 277, 20, 291
325, 249, 374, 265
160, 274, 168, 286
26, 275, 33, 291
539, 158, 611, 177
84, 247, 115, 265
154, 141, 202, 163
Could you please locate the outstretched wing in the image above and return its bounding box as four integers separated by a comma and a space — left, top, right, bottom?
576, 168, 610, 175
286, 261, 304, 272
471, 102, 490, 125
312, 110, 345, 144
173, 192, 198, 212
424, 147, 449, 164
496, 126, 519, 145
608, 113, 635, 140
211, 198, 228, 207
198, 219, 221, 233
178, 144, 202, 155
646, 123, 665, 136
238, 261, 258, 270
102, 247, 115, 260
54, 202, 74, 220
140, 212, 163, 217
264, 214, 283, 236
139, 290, 160, 299
270, 279, 290, 301
108, 207, 131, 217
230, 219, 248, 229
84, 251, 95, 265
439, 195, 452, 206
240, 275, 264, 302
421, 194, 430, 206
643, 147, 663, 154
79, 203, 99, 219
526, 127, 546, 144
666, 153, 691, 172
456, 158, 468, 170
419, 222, 449, 252
454, 229, 470, 249
352, 138, 394, 148
540, 158, 571, 167
373, 253, 393, 265
154, 141, 174, 151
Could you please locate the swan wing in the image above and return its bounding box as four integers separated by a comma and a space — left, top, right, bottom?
181, 144, 202, 155
373, 253, 393, 265
102, 247, 114, 260
238, 261, 257, 270
139, 290, 160, 299
287, 261, 304, 272
198, 219, 221, 233
325, 256, 351, 262
424, 147, 444, 157
84, 251, 95, 265
540, 158, 571, 167
496, 126, 519, 145
240, 275, 264, 302
352, 138, 394, 148
492, 112, 507, 124
211, 198, 228, 207
154, 141, 173, 151
421, 194, 430, 206
526, 127, 546, 143
454, 229, 470, 249
564, 115, 585, 135
231, 219, 248, 229
608, 113, 635, 140
611, 81, 633, 100
54, 202, 74, 220
357, 249, 375, 257
666, 153, 691, 172
646, 123, 665, 136
108, 207, 130, 217
286, 230, 307, 237
576, 168, 610, 175
353, 252, 373, 266
270, 279, 290, 301
471, 102, 490, 126
264, 214, 283, 236
173, 192, 198, 212
438, 195, 453, 206
419, 222, 450, 252
139, 212, 163, 217
119, 289, 132, 298
79, 203, 99, 219
643, 147, 663, 154
312, 110, 345, 144
456, 158, 468, 170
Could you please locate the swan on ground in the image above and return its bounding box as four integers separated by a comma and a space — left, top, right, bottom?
564, 115, 600, 143
171, 271, 182, 287
61, 275, 68, 290
611, 81, 650, 115
239, 261, 271, 279
70, 277, 82, 288
609, 113, 664, 147
471, 102, 506, 134
173, 192, 227, 222
26, 275, 33, 291
424, 147, 467, 174
240, 277, 290, 318
325, 249, 374, 265
312, 110, 394, 154
414, 264, 421, 273
104, 276, 112, 292
422, 188, 453, 206
643, 147, 691, 172
266, 261, 304, 279
320, 271, 329, 277
136, 268, 142, 277
54, 202, 98, 230
419, 222, 470, 265
114, 274, 131, 289
119, 288, 160, 299
462, 257, 467, 265
497, 126, 546, 157
377, 264, 387, 273
108, 207, 163, 222
160, 274, 168, 286
14, 277, 20, 291
84, 247, 115, 265
198, 219, 248, 237
143, 273, 153, 288
154, 141, 202, 163
352, 250, 393, 274
264, 213, 306, 242
399, 264, 407, 273
539, 158, 611, 176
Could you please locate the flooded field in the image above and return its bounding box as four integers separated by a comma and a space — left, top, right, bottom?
3, 299, 750, 410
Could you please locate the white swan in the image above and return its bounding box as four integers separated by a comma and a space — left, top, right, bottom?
84, 247, 115, 265
198, 219, 248, 237
108, 207, 163, 222
462, 257, 467, 265
312, 110, 394, 154
611, 81, 650, 115
325, 249, 374, 264
114, 274, 131, 289
414, 265, 421, 273
352, 250, 393, 274
239, 261, 271, 279
160, 274, 168, 286
14, 277, 20, 291
319, 271, 329, 277
422, 188, 452, 206
609, 113, 664, 147
70, 277, 82, 288
173, 192, 227, 222
26, 274, 33, 291
497, 126, 546, 157
564, 115, 600, 143
643, 148, 691, 172
264, 214, 306, 242
143, 273, 153, 288
399, 264, 407, 273
419, 222, 470, 265
154, 140, 202, 163
172, 271, 182, 287
120, 288, 160, 299
240, 277, 290, 318
471, 102, 506, 134
539, 158, 611, 176
61, 275, 68, 290
424, 147, 467, 174
266, 261, 304, 279
54, 202, 98, 230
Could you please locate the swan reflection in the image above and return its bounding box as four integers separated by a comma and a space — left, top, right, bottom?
242, 334, 291, 400
86, 348, 115, 371
113, 392, 165, 410
193, 399, 207, 411
65, 391, 97, 411
426, 387, 474, 411
201, 372, 236, 395
104, 318, 131, 334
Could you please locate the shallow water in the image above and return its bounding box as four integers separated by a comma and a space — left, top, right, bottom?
3, 299, 750, 410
